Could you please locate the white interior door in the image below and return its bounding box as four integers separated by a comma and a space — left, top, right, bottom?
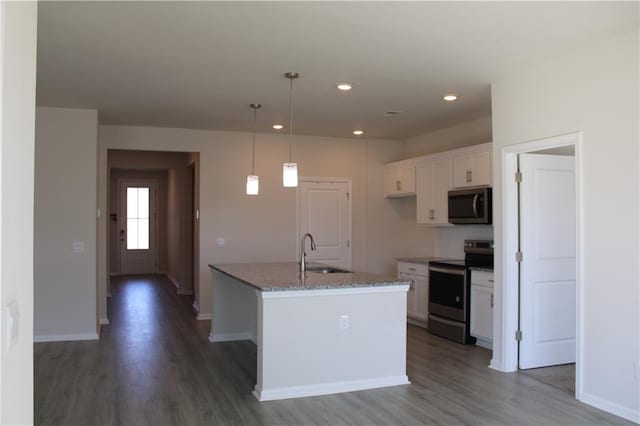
519, 153, 576, 369
298, 180, 351, 269
119, 180, 157, 274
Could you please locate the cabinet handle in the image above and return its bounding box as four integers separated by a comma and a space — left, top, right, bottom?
408, 267, 416, 271
469, 169, 473, 183
396, 180, 401, 191
429, 209, 435, 221
488, 279, 494, 283
491, 293, 494, 308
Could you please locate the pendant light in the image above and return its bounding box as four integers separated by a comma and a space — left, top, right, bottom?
246, 103, 261, 195
283, 72, 299, 187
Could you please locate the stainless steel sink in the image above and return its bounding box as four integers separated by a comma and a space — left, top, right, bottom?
306, 266, 351, 274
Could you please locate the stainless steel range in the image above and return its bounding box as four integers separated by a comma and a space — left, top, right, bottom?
428, 240, 493, 344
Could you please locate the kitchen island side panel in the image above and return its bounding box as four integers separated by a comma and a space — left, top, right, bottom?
208, 269, 257, 342
254, 287, 410, 401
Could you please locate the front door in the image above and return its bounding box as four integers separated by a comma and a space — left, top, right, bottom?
298, 179, 351, 269
519, 153, 576, 369
119, 180, 157, 274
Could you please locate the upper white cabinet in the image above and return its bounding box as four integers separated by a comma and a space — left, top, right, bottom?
384, 161, 415, 197
452, 147, 492, 188
416, 157, 452, 225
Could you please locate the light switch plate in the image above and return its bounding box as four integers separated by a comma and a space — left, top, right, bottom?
72, 241, 85, 253
5, 301, 19, 352
216, 238, 225, 247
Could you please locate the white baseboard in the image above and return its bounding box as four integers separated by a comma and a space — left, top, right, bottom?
209, 332, 255, 343
34, 332, 100, 343
192, 301, 200, 312
475, 338, 493, 350
178, 289, 194, 296
253, 375, 410, 401
407, 317, 428, 329
579, 391, 639, 423
99, 318, 110, 325
197, 313, 212, 320
167, 273, 180, 290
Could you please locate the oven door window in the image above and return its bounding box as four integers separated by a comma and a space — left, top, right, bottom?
429, 270, 465, 310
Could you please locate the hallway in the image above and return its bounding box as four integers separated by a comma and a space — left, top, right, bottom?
34, 275, 629, 425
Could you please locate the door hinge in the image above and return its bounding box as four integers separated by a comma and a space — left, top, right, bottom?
346, 192, 350, 201
515, 330, 523, 341
515, 251, 523, 263
515, 171, 522, 183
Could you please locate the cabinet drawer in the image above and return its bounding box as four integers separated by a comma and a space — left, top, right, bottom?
397, 262, 428, 276
471, 270, 494, 287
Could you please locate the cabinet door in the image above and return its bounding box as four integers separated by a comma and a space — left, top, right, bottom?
432, 158, 453, 224
414, 275, 429, 321
469, 151, 491, 186
470, 285, 493, 340
416, 163, 434, 224
407, 278, 417, 317
384, 165, 400, 196
453, 155, 471, 188
399, 165, 415, 194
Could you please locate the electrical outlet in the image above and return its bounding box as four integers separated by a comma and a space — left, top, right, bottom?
339, 315, 349, 330
216, 238, 225, 247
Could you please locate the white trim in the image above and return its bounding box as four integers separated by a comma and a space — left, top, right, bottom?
474, 338, 493, 351
197, 313, 212, 320
99, 318, 110, 325
209, 332, 255, 343
177, 289, 193, 296
498, 132, 583, 386
258, 284, 409, 299
578, 392, 639, 424
34, 333, 100, 343
192, 301, 200, 312
253, 375, 410, 402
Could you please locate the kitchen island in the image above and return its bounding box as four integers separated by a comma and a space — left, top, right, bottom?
208, 262, 411, 401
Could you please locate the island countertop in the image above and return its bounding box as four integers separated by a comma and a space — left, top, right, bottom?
209, 262, 409, 292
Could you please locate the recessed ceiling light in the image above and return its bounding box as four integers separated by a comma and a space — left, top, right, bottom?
353, 130, 364, 136
337, 83, 353, 91
272, 124, 284, 130
443, 94, 458, 102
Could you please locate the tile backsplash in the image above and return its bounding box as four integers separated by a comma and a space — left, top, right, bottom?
435, 226, 494, 259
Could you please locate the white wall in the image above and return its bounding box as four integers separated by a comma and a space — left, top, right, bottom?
0, 2, 37, 423
491, 30, 639, 421
404, 116, 492, 158
34, 107, 98, 340
98, 127, 407, 317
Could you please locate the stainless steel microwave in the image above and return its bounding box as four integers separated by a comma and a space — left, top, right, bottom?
448, 187, 492, 225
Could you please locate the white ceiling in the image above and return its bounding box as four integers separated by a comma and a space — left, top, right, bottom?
36, 2, 638, 140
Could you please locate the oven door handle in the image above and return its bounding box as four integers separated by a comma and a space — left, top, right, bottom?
429, 266, 465, 276
472, 194, 480, 217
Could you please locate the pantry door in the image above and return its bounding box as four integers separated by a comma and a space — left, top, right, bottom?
519, 154, 576, 369
119, 180, 157, 274
298, 179, 351, 269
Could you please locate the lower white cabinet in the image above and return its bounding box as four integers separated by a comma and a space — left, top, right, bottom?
470, 270, 494, 349
397, 262, 428, 324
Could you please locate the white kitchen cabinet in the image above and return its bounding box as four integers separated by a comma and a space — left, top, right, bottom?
470, 270, 494, 349
398, 262, 428, 325
384, 161, 415, 197
416, 157, 453, 225
453, 148, 492, 188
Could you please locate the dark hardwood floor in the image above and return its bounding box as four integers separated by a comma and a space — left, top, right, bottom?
35, 274, 630, 425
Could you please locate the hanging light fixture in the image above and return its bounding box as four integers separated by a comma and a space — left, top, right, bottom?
246, 103, 261, 195
283, 72, 299, 187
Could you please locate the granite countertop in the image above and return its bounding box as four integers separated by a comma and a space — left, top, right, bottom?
209, 262, 409, 292
469, 266, 494, 273
396, 256, 456, 265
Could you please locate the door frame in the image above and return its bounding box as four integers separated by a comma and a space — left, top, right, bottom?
296, 177, 352, 269
498, 131, 584, 399
117, 178, 159, 274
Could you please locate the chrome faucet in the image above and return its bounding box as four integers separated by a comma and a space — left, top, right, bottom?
299, 233, 317, 273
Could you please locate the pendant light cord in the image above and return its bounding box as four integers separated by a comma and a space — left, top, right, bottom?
288, 76, 294, 162
251, 106, 257, 175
